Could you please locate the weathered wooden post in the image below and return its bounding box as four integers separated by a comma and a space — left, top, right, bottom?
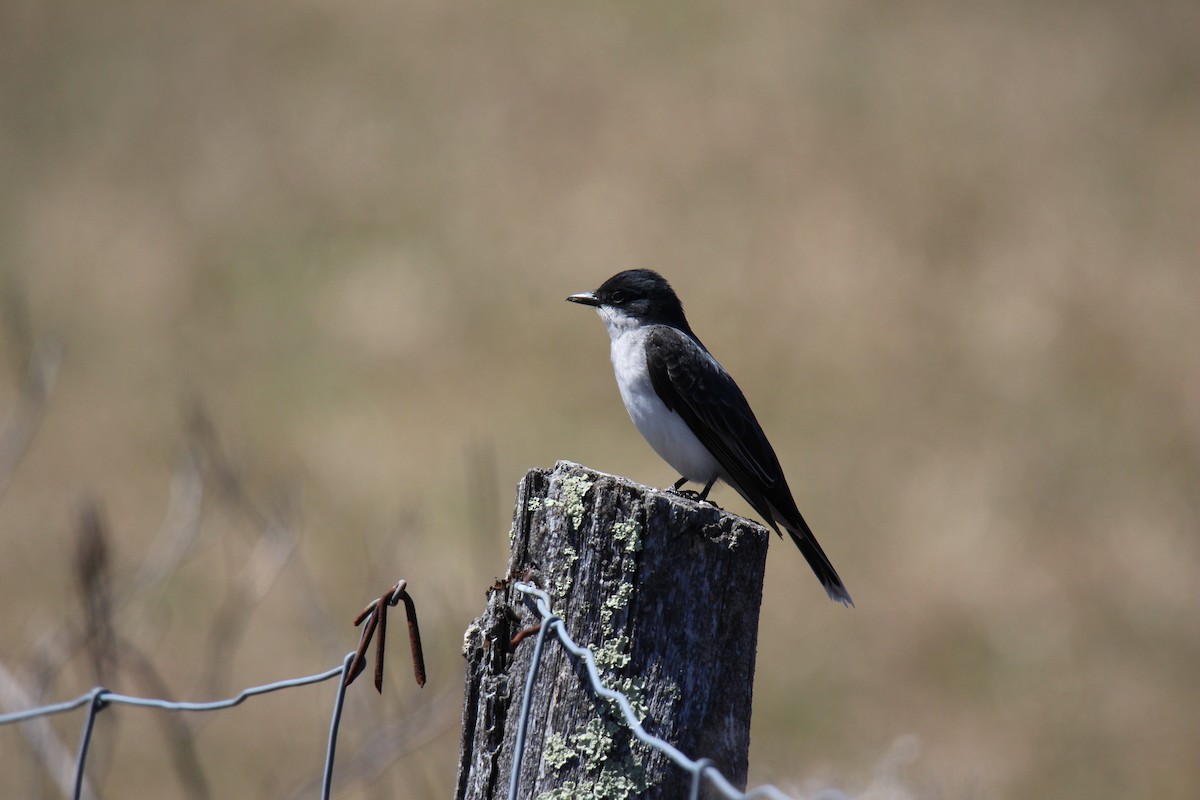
456, 461, 771, 799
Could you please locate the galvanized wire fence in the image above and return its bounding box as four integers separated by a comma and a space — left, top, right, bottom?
0, 572, 439, 800
508, 581, 801, 800
3, 581, 806, 800
0, 656, 354, 800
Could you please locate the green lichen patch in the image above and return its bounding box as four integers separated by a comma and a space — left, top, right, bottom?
610, 518, 642, 553
606, 676, 651, 723
553, 545, 579, 596
535, 781, 578, 800
558, 474, 594, 530
543, 732, 576, 771
573, 717, 614, 764
592, 634, 631, 672
592, 761, 649, 798
534, 718, 649, 800
599, 581, 636, 627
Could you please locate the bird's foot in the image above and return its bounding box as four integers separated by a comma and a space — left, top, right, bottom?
668, 477, 700, 500
666, 488, 723, 509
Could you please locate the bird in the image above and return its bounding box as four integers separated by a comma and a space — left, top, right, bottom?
567, 269, 852, 606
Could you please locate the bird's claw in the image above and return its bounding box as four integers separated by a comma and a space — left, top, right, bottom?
668, 487, 720, 507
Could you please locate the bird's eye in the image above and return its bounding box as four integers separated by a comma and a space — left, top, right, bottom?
610, 290, 627, 304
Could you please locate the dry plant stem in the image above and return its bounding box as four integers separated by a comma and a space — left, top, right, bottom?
0, 339, 63, 502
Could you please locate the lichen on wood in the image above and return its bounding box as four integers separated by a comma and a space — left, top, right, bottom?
456, 461, 770, 800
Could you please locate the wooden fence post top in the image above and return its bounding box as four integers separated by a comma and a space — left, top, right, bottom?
457, 461, 772, 800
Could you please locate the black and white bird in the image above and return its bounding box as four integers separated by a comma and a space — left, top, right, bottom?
568, 269, 852, 606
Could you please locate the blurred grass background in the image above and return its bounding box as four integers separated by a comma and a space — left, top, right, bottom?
1, 1, 1198, 797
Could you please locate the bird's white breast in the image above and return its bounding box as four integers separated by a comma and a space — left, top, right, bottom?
599, 309, 722, 484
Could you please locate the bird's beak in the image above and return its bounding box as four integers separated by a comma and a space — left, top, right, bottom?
566, 292, 600, 307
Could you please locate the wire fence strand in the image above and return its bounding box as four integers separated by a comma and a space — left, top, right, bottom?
5, 583, 811, 800
509, 582, 797, 800
1, 654, 356, 800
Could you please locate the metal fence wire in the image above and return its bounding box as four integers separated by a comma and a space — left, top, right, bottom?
509, 582, 797, 800
0, 652, 355, 800
1, 582, 802, 800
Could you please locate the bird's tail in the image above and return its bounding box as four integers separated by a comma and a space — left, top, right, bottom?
777, 513, 854, 607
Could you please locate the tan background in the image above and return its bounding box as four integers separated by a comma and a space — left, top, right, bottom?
1, 1, 1198, 798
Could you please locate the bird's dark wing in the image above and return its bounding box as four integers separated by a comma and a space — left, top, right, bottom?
644, 326, 784, 498
646, 326, 853, 606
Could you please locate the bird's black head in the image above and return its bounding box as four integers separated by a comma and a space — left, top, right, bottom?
567, 269, 693, 333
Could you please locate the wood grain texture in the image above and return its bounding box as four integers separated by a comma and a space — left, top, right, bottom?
456, 461, 770, 800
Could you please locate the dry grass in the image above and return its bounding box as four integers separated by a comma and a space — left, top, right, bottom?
1, 1, 1198, 797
